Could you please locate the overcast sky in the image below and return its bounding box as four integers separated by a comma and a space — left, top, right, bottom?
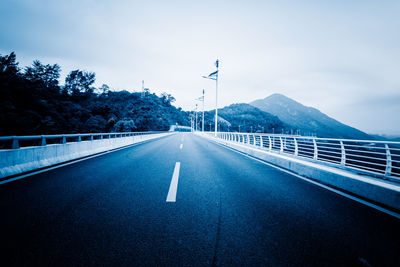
1, 0, 399, 135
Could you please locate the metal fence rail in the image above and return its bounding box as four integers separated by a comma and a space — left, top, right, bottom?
0, 132, 164, 149
204, 132, 400, 182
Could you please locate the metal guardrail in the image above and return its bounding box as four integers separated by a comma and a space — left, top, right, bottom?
204, 132, 400, 182
0, 132, 164, 149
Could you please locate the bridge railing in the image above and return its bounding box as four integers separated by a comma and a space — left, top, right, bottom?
0, 132, 162, 150
203, 132, 400, 182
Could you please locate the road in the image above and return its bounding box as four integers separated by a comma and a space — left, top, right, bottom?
0, 133, 399, 266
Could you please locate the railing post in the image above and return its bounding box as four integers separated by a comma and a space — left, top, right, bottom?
78, 135, 81, 142
90, 135, 94, 141
41, 136, 46, 146
313, 138, 318, 160
61, 135, 66, 144
385, 144, 392, 177
340, 141, 346, 166
12, 137, 19, 149
279, 137, 283, 153
259, 135, 263, 147
294, 138, 298, 156
268, 136, 272, 151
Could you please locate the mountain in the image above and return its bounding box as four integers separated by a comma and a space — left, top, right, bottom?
201, 103, 287, 133
370, 134, 400, 142
250, 94, 371, 139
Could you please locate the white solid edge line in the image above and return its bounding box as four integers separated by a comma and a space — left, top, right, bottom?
0, 138, 159, 185
180, 144, 183, 150
210, 140, 400, 220
166, 162, 181, 202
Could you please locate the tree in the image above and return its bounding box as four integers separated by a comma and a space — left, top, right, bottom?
97, 84, 110, 95
113, 119, 136, 132
0, 52, 19, 76
24, 60, 61, 88
64, 70, 96, 96
161, 92, 176, 105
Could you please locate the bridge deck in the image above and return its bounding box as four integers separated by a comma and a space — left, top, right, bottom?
0, 133, 399, 266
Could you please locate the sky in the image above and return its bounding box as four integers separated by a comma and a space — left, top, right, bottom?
1, 0, 399, 135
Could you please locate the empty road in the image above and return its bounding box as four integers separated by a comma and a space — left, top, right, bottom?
0, 133, 399, 266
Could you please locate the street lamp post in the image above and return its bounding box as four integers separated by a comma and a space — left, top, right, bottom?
203, 59, 219, 136
202, 89, 205, 132
195, 104, 198, 132
196, 90, 205, 132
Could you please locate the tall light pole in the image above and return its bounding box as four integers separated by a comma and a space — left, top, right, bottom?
195, 104, 198, 131
203, 59, 219, 136
196, 90, 205, 132
202, 89, 205, 132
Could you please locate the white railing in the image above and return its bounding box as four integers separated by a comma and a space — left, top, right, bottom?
0, 132, 165, 149
203, 132, 400, 182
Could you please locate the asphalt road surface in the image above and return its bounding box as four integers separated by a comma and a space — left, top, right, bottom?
0, 133, 399, 266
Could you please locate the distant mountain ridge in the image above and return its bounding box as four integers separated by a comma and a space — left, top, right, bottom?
201, 103, 287, 133
250, 94, 371, 139
216, 103, 287, 133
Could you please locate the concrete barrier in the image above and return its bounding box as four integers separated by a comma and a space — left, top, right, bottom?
201, 134, 400, 212
0, 132, 173, 179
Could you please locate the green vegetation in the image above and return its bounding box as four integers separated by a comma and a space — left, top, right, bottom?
0, 52, 189, 136
200, 104, 287, 133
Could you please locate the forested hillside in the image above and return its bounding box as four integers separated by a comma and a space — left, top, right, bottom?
0, 52, 189, 136
199, 103, 287, 133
